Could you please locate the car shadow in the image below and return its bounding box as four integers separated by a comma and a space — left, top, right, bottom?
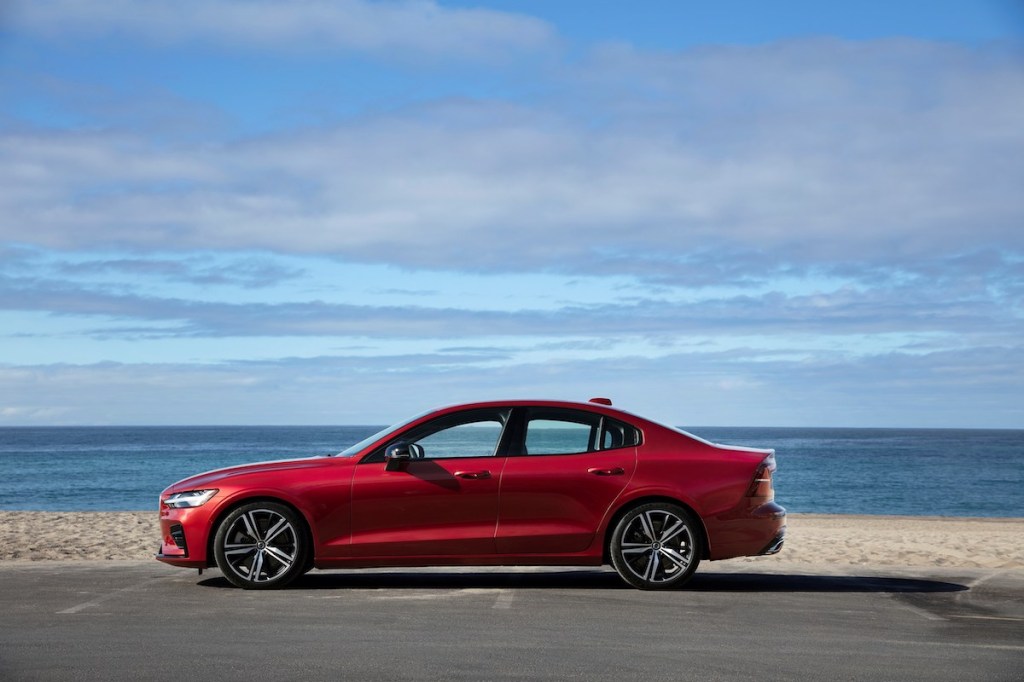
688, 572, 967, 593
198, 568, 967, 593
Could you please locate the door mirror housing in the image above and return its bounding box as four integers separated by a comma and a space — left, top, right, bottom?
384, 442, 424, 471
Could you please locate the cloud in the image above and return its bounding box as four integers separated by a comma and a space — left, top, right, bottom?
2, 265, 1020, 342
52, 256, 305, 289
1, 39, 1021, 284
0, 72, 231, 138
2, 30, 1022, 428
1, 246, 306, 292
2, 344, 1021, 426
8, 0, 556, 58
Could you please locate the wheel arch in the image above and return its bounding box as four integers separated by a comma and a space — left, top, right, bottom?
601, 496, 710, 564
205, 495, 316, 569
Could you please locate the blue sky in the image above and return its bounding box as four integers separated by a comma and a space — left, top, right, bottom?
1, 1, 1022, 427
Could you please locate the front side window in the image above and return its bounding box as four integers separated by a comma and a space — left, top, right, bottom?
397, 408, 511, 460
336, 408, 434, 457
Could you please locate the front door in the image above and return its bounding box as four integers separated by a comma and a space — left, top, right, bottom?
349, 408, 510, 557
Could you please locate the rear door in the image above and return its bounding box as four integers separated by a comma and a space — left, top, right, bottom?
496, 408, 638, 554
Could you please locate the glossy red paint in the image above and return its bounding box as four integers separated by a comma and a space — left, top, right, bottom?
156, 399, 786, 589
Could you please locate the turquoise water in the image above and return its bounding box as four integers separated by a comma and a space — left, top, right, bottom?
0, 426, 1021, 516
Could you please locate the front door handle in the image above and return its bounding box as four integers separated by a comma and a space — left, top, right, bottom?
454, 470, 491, 480
587, 467, 625, 476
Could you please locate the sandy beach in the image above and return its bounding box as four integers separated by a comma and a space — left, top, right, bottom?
1, 511, 1021, 569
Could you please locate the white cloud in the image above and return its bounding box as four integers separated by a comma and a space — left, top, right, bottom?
1, 39, 1021, 277
3, 345, 1021, 426
8, 0, 556, 58
3, 265, 1020, 341
2, 32, 1022, 428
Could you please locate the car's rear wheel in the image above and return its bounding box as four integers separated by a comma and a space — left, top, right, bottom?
213, 502, 308, 589
610, 502, 701, 590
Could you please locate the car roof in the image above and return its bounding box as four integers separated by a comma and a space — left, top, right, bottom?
425, 398, 648, 423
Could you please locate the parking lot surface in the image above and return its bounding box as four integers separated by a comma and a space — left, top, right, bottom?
1, 561, 1022, 681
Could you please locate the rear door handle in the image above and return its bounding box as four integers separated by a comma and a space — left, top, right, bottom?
587, 467, 625, 476
454, 470, 491, 480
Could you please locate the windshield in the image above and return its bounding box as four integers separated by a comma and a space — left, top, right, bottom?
334, 408, 435, 457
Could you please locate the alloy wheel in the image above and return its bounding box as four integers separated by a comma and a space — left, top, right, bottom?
611, 503, 700, 589
216, 505, 302, 587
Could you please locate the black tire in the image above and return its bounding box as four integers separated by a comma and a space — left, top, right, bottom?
213, 501, 309, 590
609, 502, 701, 590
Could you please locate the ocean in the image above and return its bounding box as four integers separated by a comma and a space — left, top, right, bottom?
0, 426, 1021, 516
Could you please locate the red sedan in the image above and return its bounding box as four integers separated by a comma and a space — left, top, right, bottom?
156, 399, 786, 589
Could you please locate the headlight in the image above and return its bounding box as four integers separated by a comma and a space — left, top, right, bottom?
163, 489, 218, 508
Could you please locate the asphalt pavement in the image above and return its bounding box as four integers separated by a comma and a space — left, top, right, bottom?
1, 561, 1022, 681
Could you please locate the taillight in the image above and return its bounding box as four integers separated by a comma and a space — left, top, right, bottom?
747, 453, 776, 499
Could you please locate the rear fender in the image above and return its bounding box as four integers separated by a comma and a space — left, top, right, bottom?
597, 488, 711, 560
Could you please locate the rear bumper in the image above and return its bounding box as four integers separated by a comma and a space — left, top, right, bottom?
758, 526, 786, 555
705, 501, 787, 561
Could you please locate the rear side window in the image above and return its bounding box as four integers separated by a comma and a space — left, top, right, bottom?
525, 419, 592, 455
521, 408, 640, 456
601, 418, 638, 450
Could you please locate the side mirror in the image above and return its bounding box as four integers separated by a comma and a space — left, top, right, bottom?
384, 442, 424, 471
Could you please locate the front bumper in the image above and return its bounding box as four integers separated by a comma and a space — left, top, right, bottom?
155, 506, 213, 568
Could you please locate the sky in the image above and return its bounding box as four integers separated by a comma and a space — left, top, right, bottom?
1, 1, 1022, 428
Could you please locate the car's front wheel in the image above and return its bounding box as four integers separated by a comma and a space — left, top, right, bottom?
213, 502, 309, 589
610, 502, 701, 589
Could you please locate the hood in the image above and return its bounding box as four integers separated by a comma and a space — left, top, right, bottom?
164, 456, 341, 492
